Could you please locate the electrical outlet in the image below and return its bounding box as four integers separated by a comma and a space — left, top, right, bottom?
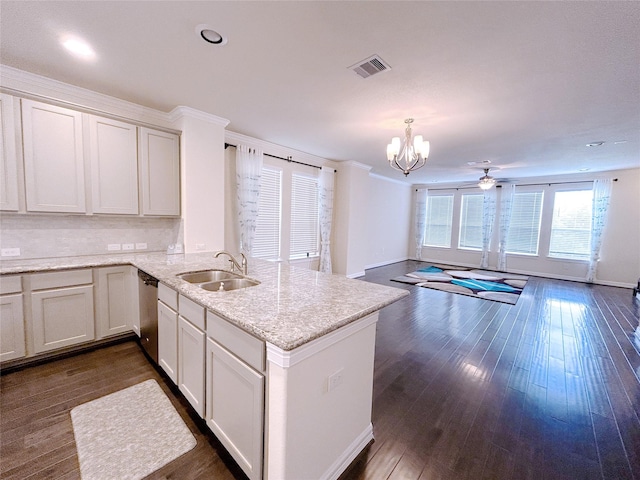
328, 368, 344, 392
1, 247, 21, 257
135, 243, 147, 250
195, 243, 206, 251
122, 243, 135, 251
107, 244, 121, 251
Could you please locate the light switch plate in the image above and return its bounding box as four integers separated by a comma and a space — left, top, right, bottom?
1, 247, 21, 257
122, 243, 134, 251
135, 243, 147, 250
107, 244, 121, 251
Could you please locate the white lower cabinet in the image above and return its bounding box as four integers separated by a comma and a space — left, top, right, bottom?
31, 284, 95, 354
157, 300, 178, 383
95, 266, 136, 339
178, 316, 205, 417
0, 293, 25, 361
206, 312, 264, 480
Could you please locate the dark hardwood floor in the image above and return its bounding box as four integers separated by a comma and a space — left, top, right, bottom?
1, 260, 638, 480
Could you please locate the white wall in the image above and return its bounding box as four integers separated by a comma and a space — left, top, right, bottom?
333, 162, 372, 277
170, 108, 228, 254
364, 174, 411, 270
412, 168, 640, 287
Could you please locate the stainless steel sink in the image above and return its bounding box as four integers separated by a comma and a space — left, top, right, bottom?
177, 270, 242, 284
200, 278, 260, 292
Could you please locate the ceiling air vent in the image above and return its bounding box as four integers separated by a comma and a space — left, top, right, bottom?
349, 55, 391, 79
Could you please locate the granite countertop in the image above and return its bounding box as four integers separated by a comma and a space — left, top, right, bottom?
0, 252, 409, 351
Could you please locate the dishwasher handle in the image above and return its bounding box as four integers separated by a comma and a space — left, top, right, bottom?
138, 269, 159, 288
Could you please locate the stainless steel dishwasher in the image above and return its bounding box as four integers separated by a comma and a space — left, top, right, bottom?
137, 269, 159, 363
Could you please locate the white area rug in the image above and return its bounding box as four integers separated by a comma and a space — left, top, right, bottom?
70, 379, 197, 480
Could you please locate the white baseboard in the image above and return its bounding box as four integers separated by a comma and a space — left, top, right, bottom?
320, 423, 374, 480
347, 271, 366, 279
364, 256, 410, 271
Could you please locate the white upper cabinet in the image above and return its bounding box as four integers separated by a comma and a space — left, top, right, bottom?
0, 94, 20, 211
21, 99, 86, 213
139, 127, 180, 216
89, 116, 139, 214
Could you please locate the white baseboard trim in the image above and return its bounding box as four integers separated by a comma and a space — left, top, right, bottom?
364, 256, 410, 271
347, 271, 366, 279
320, 423, 374, 480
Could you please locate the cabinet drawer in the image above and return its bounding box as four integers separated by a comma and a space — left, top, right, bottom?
0, 275, 22, 295
179, 294, 205, 331
158, 283, 178, 310
30, 269, 92, 290
207, 311, 265, 372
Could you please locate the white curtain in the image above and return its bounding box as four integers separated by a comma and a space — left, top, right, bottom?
586, 179, 613, 283
235, 145, 263, 256
415, 189, 427, 260
497, 184, 515, 271
318, 166, 335, 273
480, 187, 497, 268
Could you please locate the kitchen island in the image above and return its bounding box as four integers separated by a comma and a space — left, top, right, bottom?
1, 252, 408, 479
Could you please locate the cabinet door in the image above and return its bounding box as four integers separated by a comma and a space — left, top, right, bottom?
95, 266, 135, 339
158, 300, 178, 383
89, 116, 139, 214
31, 285, 95, 353
178, 316, 205, 417
206, 338, 264, 480
0, 94, 19, 211
0, 294, 25, 361
21, 99, 86, 213
139, 127, 180, 216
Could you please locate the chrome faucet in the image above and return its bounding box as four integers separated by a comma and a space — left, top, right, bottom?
214, 251, 248, 275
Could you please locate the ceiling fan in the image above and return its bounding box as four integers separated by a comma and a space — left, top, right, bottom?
456, 165, 515, 189
477, 168, 497, 190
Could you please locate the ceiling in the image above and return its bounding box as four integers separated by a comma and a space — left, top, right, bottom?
1, 1, 639, 185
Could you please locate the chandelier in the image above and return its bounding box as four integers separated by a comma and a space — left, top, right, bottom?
386, 118, 430, 176
477, 168, 497, 190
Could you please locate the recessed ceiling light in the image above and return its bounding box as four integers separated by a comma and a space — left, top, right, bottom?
196, 24, 227, 45
586, 141, 605, 147
61, 36, 96, 60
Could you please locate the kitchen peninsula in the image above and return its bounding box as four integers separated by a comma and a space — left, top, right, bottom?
0, 252, 409, 480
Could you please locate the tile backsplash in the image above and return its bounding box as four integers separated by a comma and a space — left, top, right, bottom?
0, 214, 182, 260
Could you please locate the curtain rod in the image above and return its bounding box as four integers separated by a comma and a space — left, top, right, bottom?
416, 178, 618, 192
225, 142, 335, 172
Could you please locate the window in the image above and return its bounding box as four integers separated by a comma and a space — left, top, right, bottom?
290, 173, 319, 259
424, 194, 454, 247
253, 167, 282, 260
549, 189, 593, 260
458, 194, 484, 250
506, 191, 543, 255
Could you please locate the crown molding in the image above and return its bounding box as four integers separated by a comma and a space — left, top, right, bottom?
225, 130, 329, 168
0, 64, 172, 127
339, 161, 372, 172
168, 106, 229, 127
369, 172, 411, 186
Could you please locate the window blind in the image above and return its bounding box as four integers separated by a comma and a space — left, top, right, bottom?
252, 167, 282, 260
458, 194, 483, 250
424, 195, 454, 247
290, 173, 319, 259
549, 189, 593, 260
506, 191, 543, 255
